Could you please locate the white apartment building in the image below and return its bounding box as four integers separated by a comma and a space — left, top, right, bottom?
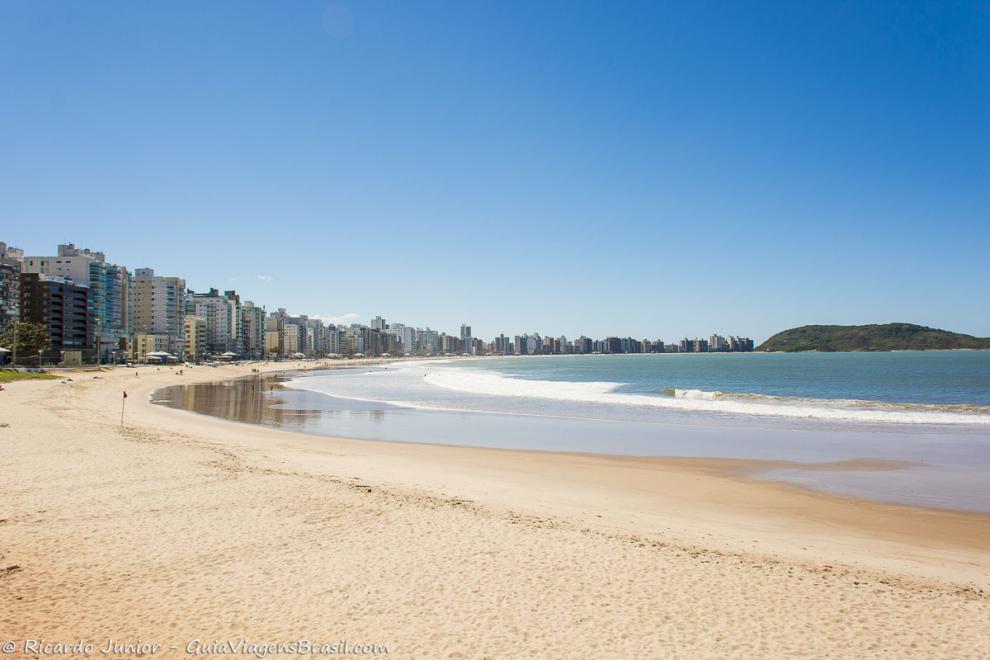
186, 288, 242, 355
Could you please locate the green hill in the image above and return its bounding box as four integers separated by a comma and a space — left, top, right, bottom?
758, 323, 990, 352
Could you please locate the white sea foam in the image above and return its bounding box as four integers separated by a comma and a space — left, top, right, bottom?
670, 388, 723, 400
421, 368, 990, 425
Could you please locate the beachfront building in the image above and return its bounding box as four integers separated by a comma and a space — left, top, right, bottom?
304, 318, 323, 356
324, 325, 342, 355
0, 242, 24, 332
282, 323, 300, 355
183, 315, 207, 361
460, 324, 473, 355
264, 315, 284, 356
241, 301, 266, 358
493, 334, 510, 354
512, 333, 541, 355
728, 336, 755, 352
389, 323, 415, 355
129, 268, 186, 357
439, 333, 458, 354
371, 328, 386, 356
304, 325, 315, 355
268, 308, 322, 357
347, 324, 380, 356
19, 272, 90, 363
131, 333, 170, 361
21, 243, 129, 362
337, 326, 356, 356
420, 328, 440, 354
186, 288, 242, 355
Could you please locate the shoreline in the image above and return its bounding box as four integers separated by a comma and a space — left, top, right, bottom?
2, 361, 989, 655
153, 366, 990, 515
153, 371, 957, 511
53, 361, 990, 563
154, 380, 990, 554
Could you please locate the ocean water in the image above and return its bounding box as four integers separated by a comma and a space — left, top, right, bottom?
293, 352, 990, 426
156, 352, 990, 511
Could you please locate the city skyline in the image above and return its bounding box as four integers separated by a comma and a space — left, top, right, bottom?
1, 236, 983, 346
2, 239, 755, 362
2, 3, 988, 340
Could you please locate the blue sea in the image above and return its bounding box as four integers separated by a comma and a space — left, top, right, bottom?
466, 351, 990, 407
159, 352, 990, 511
289, 352, 990, 427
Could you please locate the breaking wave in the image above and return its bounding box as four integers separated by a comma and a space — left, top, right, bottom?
424, 369, 990, 425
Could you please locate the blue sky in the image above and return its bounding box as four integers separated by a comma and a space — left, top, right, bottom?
2, 1, 987, 341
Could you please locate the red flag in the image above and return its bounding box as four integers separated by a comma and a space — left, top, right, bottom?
123, 391, 128, 398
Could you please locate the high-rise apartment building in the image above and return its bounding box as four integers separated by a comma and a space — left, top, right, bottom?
264, 315, 284, 356
494, 334, 511, 354
574, 336, 593, 354
283, 323, 301, 355
709, 334, 730, 352
19, 272, 90, 360
0, 242, 23, 332
184, 315, 207, 361
240, 301, 266, 358
129, 268, 186, 356
22, 243, 129, 361
186, 288, 242, 354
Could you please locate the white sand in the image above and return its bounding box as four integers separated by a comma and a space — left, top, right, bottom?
1, 362, 988, 657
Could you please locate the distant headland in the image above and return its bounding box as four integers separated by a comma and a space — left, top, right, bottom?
758, 323, 990, 352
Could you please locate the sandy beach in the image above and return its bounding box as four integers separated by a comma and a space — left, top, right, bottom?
2, 362, 989, 657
